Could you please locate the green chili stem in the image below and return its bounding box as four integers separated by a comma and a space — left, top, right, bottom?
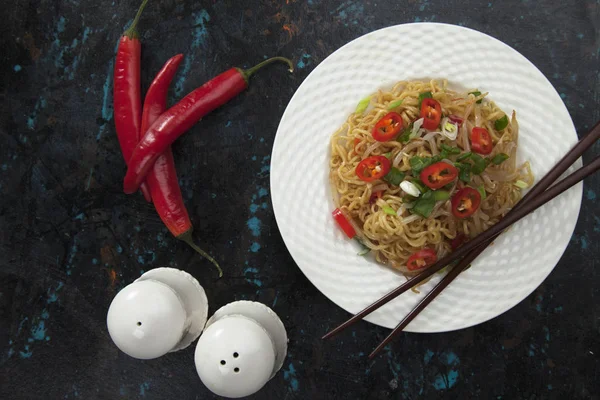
177, 229, 223, 277
239, 57, 294, 84
124, 0, 150, 39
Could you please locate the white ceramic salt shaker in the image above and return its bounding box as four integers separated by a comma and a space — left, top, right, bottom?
107, 267, 208, 360
194, 301, 288, 398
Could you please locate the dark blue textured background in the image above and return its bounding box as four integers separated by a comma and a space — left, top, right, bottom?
1, 0, 599, 399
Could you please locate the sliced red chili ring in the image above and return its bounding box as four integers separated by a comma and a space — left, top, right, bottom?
406, 248, 437, 271
420, 162, 458, 190
372, 112, 404, 141
448, 114, 464, 126
471, 127, 493, 155
332, 208, 356, 239
420, 98, 442, 130
355, 155, 391, 182
451, 187, 481, 218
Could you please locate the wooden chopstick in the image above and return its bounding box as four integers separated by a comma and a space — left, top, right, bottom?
369, 251, 475, 357
369, 150, 600, 357
323, 120, 600, 344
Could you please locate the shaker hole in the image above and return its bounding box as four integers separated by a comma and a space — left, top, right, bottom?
220, 360, 226, 365
137, 321, 142, 326
233, 352, 239, 358
234, 368, 240, 373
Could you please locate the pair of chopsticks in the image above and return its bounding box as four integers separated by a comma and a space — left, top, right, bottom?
323, 120, 600, 358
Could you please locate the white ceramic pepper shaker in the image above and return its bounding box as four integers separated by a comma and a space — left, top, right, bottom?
107, 267, 209, 360
194, 301, 288, 398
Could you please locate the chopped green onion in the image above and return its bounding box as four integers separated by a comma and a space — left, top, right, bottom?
494, 115, 509, 131
433, 190, 450, 202
387, 99, 403, 110
456, 152, 473, 162
444, 121, 457, 133
491, 153, 510, 165
355, 96, 371, 114
418, 91, 433, 107
470, 153, 487, 175
384, 167, 405, 186
455, 162, 472, 183
382, 205, 397, 216
384, 152, 393, 160
477, 185, 487, 199
441, 143, 461, 155
514, 180, 529, 189
400, 180, 421, 197
469, 91, 483, 104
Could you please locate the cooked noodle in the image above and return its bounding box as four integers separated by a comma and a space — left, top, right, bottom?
329, 80, 534, 275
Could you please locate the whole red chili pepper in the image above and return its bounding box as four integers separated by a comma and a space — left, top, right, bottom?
142, 54, 222, 276
123, 56, 294, 194
113, 0, 151, 201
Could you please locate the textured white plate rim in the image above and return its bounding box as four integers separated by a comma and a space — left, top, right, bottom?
271, 22, 582, 333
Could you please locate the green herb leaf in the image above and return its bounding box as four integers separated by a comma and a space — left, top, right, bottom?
409, 154, 444, 176
409, 156, 429, 175
411, 194, 435, 218
455, 162, 472, 183
384, 167, 405, 186
433, 190, 450, 202
384, 152, 393, 160
355, 96, 371, 114
456, 152, 473, 162
382, 205, 397, 216
397, 124, 412, 143
471, 153, 487, 174
421, 191, 434, 200
494, 115, 509, 131
477, 185, 487, 200
387, 99, 403, 110
418, 91, 433, 107
491, 153, 509, 165
469, 91, 483, 104
441, 144, 461, 155
440, 144, 461, 159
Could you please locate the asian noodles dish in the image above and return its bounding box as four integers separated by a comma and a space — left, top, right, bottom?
329, 80, 534, 275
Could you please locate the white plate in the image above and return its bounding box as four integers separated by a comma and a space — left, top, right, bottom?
270, 23, 581, 332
